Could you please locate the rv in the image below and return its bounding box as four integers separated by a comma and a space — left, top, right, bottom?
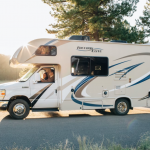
0, 38, 150, 119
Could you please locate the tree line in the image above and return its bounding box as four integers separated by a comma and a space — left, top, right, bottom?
0, 54, 21, 82
43, 0, 150, 43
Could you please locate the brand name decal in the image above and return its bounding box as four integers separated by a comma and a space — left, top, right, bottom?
76, 46, 103, 52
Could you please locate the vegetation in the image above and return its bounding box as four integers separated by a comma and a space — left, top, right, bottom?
4, 132, 150, 150
0, 54, 21, 82
137, 0, 150, 39
41, 0, 148, 43
105, 20, 146, 44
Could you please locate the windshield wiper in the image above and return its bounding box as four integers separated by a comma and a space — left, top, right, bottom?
19, 80, 26, 82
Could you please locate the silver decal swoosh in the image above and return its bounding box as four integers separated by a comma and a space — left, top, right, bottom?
115, 53, 150, 61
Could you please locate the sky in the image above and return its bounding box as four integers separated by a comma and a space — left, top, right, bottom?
0, 0, 149, 56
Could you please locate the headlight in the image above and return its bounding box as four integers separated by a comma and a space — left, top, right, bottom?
0, 90, 6, 100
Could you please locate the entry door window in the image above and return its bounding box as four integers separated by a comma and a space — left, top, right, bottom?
38, 67, 55, 83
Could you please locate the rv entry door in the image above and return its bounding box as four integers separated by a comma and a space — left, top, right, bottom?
30, 65, 59, 109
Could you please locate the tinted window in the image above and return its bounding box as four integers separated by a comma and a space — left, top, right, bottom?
91, 57, 108, 76
71, 56, 108, 76
35, 46, 57, 56
69, 35, 90, 41
71, 57, 90, 75
69, 36, 82, 40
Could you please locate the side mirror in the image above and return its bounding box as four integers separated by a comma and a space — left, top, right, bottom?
34, 73, 41, 83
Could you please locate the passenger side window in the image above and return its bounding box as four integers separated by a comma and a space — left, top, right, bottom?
38, 67, 55, 83
71, 56, 108, 76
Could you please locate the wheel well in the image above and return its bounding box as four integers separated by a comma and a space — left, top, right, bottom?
115, 97, 132, 109
8, 96, 31, 110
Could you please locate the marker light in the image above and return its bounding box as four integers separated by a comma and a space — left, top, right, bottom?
0, 90, 6, 100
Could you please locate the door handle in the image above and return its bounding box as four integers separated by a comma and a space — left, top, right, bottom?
55, 89, 57, 93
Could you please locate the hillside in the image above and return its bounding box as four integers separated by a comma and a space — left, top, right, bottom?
0, 54, 21, 82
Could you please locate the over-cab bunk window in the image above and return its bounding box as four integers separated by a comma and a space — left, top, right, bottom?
35, 45, 57, 56
71, 56, 108, 76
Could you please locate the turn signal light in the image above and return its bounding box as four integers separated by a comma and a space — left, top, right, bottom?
0, 90, 6, 100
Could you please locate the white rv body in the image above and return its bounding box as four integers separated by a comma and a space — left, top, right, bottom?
0, 38, 150, 118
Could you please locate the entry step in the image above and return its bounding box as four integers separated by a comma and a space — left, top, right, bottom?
32, 108, 59, 112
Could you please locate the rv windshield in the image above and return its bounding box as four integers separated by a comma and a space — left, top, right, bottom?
19, 67, 39, 82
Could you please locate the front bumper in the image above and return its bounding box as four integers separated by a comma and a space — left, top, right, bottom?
0, 101, 8, 110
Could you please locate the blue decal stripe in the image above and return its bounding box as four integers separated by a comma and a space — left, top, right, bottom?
109, 60, 131, 68
109, 62, 144, 80
71, 94, 113, 107
74, 76, 94, 93
74, 76, 93, 92
71, 94, 82, 105
128, 74, 150, 88
119, 63, 144, 80
75, 76, 90, 89
44, 39, 57, 45
109, 63, 143, 76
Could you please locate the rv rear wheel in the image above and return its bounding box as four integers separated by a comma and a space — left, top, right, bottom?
114, 99, 129, 115
8, 99, 30, 119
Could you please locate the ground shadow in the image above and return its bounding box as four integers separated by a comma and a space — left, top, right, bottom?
1, 110, 150, 121
44, 112, 63, 118
2, 115, 15, 120
69, 114, 91, 117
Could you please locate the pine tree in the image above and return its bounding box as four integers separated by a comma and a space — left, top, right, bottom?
137, 0, 150, 38
105, 20, 146, 43
43, 0, 139, 41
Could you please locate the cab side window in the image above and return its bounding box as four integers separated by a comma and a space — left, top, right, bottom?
38, 67, 55, 83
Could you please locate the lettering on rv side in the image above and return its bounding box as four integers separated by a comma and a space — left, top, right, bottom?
76, 46, 103, 52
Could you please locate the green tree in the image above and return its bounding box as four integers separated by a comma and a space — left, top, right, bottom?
137, 0, 150, 38
43, 0, 139, 41
105, 20, 146, 43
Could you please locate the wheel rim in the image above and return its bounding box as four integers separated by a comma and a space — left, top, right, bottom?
117, 102, 127, 113
13, 103, 26, 116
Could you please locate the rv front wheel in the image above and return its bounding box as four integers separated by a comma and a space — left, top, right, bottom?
114, 99, 129, 115
8, 99, 30, 119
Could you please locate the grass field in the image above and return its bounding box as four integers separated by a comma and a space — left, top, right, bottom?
5, 132, 150, 150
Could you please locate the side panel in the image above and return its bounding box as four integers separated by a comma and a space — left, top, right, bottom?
59, 43, 150, 110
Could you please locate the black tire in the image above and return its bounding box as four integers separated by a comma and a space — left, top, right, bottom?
8, 99, 30, 119
114, 99, 129, 115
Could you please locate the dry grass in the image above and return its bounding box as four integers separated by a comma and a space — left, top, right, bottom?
5, 132, 150, 150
